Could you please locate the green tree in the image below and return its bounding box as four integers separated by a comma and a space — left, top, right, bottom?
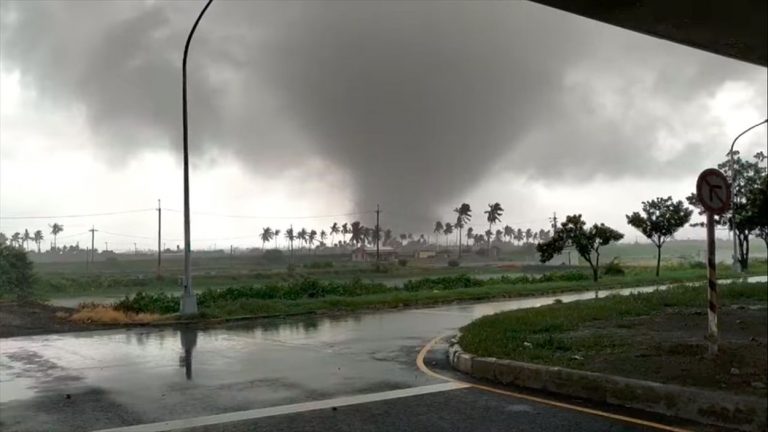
626, 196, 693, 277
330, 222, 340, 245
22, 229, 31, 251
454, 203, 472, 258
33, 230, 44, 253
503, 225, 514, 243
0, 233, 7, 246
297, 228, 308, 251
0, 244, 35, 300
383, 229, 392, 246
433, 221, 444, 247
743, 175, 768, 249
273, 229, 281, 249
515, 228, 524, 245
537, 214, 624, 282
687, 152, 766, 270
320, 230, 328, 246
484, 203, 503, 253
494, 229, 503, 243
341, 223, 350, 245
260, 227, 274, 250
443, 222, 454, 244
524, 228, 533, 244
49, 223, 64, 249
285, 227, 296, 261
10, 232, 21, 247
350, 221, 364, 246
308, 230, 317, 252
466, 227, 474, 246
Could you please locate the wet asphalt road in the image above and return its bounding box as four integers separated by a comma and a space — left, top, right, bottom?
3, 280, 762, 432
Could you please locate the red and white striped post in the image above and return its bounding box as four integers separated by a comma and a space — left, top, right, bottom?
696, 168, 731, 357
706, 212, 718, 355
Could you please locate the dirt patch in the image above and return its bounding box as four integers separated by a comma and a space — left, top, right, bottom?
569, 305, 767, 397
0, 301, 102, 338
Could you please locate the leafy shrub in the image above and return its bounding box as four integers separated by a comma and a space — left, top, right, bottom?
447, 259, 460, 267
114, 291, 178, 314
397, 258, 408, 267
687, 261, 707, 269
0, 245, 35, 300
602, 258, 625, 276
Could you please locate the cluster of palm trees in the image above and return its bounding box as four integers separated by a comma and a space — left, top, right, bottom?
433, 202, 551, 251
252, 203, 551, 255
1, 223, 63, 252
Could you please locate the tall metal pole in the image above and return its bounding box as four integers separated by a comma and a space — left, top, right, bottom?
180, 0, 214, 315
375, 204, 380, 263
727, 119, 767, 273
157, 199, 162, 272
89, 226, 97, 265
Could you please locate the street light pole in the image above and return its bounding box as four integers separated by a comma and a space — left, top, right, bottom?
180, 0, 214, 315
726, 119, 767, 273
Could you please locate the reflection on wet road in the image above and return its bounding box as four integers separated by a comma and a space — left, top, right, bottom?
0, 276, 763, 431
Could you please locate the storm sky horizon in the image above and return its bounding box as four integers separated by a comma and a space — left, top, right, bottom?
1, 0, 766, 252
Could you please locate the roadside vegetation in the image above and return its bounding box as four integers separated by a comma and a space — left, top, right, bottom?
102, 261, 762, 320
459, 281, 768, 395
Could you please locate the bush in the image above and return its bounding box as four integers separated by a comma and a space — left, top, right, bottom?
687, 261, 707, 270
303, 261, 334, 269
602, 257, 625, 276
447, 259, 460, 267
397, 258, 408, 267
0, 245, 35, 300
262, 249, 285, 264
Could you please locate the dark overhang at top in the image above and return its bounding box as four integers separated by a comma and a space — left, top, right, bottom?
529, 0, 767, 67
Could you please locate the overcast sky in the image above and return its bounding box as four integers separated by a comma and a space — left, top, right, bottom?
1, 0, 766, 252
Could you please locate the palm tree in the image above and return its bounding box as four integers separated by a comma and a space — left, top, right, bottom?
349, 221, 365, 246
525, 228, 533, 244
433, 221, 443, 247
443, 222, 454, 246
453, 203, 472, 257
22, 229, 31, 251
260, 227, 274, 250
297, 228, 308, 251
341, 223, 350, 245
329, 223, 340, 244
515, 228, 524, 245
484, 203, 503, 252
285, 227, 296, 259
474, 233, 485, 245
533, 232, 538, 243
10, 232, 21, 247
504, 225, 514, 243
308, 230, 317, 253
485, 229, 493, 246
33, 230, 44, 253
320, 230, 328, 246
384, 229, 393, 246
399, 233, 407, 244
495, 229, 503, 243
466, 227, 474, 246
274, 229, 281, 249
49, 223, 64, 248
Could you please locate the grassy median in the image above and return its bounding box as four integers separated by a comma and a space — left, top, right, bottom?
459, 281, 768, 395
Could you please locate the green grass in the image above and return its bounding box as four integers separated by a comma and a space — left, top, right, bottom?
458, 281, 768, 364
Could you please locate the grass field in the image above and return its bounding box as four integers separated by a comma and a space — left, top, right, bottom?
458, 281, 768, 395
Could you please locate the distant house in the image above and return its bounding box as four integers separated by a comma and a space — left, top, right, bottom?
414, 250, 436, 259
352, 246, 397, 262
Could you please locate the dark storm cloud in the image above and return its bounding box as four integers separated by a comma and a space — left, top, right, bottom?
1, 1, 764, 228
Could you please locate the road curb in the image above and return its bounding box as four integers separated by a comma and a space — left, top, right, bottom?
448, 337, 766, 432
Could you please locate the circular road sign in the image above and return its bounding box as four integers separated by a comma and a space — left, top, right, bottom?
696, 168, 732, 215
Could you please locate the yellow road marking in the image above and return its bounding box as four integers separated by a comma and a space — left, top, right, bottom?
416, 334, 692, 432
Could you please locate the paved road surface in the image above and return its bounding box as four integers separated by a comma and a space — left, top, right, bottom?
3, 279, 761, 431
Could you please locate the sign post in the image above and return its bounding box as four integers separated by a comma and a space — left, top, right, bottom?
696, 168, 731, 356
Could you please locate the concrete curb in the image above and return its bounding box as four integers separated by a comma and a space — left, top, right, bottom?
448, 338, 767, 432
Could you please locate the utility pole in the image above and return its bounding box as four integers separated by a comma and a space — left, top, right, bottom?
89, 226, 97, 265
134, 242, 138, 254
180, 0, 213, 315
375, 204, 381, 263
157, 199, 162, 273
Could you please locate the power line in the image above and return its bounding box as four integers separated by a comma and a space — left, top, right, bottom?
162, 208, 375, 220
0, 209, 155, 220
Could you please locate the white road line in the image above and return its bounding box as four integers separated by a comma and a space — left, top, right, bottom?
92, 382, 468, 432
